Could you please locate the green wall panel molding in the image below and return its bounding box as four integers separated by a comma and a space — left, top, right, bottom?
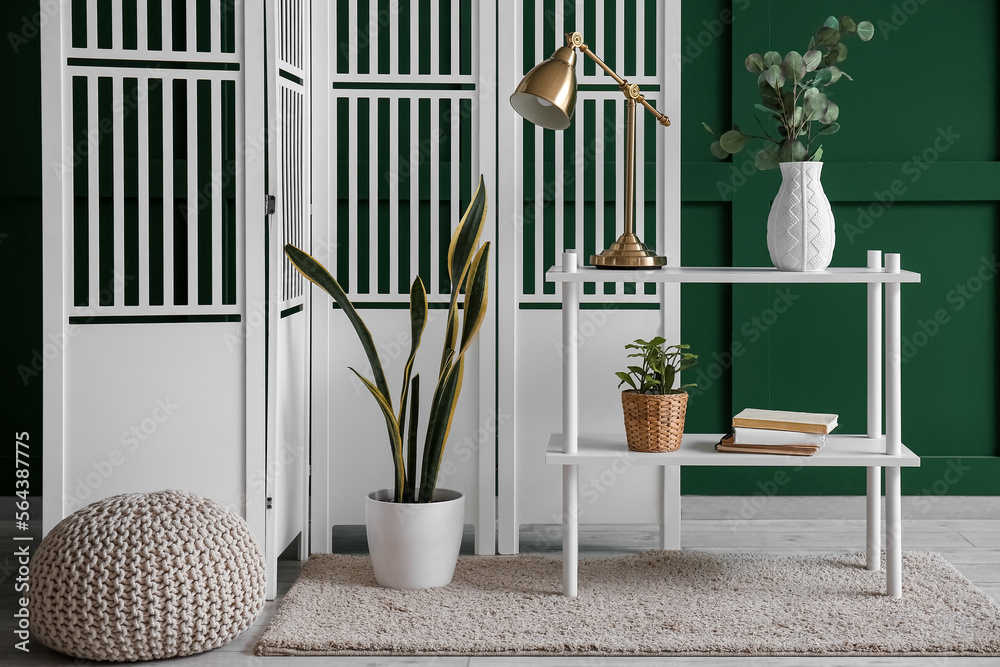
682, 457, 1000, 497
678, 0, 1000, 494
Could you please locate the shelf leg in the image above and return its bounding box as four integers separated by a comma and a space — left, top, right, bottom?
563, 464, 578, 597
886, 466, 902, 598
866, 250, 883, 571
885, 253, 903, 598
659, 466, 681, 550
561, 250, 580, 597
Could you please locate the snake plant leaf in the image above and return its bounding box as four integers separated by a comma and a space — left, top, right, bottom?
441, 295, 460, 373
458, 242, 491, 357
285, 244, 392, 408
349, 368, 405, 503
447, 175, 487, 290
745, 53, 764, 73
856, 20, 874, 41
418, 357, 465, 502
720, 130, 747, 154
398, 276, 428, 437
803, 50, 822, 72
404, 374, 420, 503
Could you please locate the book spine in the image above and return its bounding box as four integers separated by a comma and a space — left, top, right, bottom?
731, 418, 830, 434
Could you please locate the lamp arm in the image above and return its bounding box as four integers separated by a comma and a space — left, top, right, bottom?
566, 32, 670, 127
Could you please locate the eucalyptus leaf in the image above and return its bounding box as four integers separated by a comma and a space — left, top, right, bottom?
765, 62, 786, 89
856, 20, 875, 41
802, 87, 828, 120
811, 145, 824, 161
792, 106, 804, 128
778, 139, 808, 162
819, 100, 840, 124
832, 42, 849, 62
823, 16, 840, 30
833, 67, 852, 82
840, 16, 858, 34
815, 26, 840, 47
811, 69, 833, 87
763, 51, 782, 68
701, 121, 717, 135
759, 85, 782, 110
754, 103, 780, 116
709, 140, 728, 160
803, 49, 822, 71
754, 147, 779, 170
781, 51, 806, 83
720, 130, 747, 154
818, 122, 840, 136
745, 53, 764, 73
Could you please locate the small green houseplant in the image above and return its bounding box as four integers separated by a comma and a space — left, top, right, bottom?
616, 338, 698, 396
284, 177, 490, 589
703, 15, 874, 169
616, 338, 698, 453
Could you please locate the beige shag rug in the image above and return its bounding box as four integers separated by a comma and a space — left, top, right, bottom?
256, 551, 1000, 657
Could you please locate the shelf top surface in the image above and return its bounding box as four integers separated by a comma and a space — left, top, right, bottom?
546, 433, 921, 467
545, 265, 921, 284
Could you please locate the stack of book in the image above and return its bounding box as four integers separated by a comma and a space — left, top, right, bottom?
716, 408, 838, 456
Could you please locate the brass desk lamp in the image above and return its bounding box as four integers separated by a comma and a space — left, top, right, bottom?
511, 32, 670, 269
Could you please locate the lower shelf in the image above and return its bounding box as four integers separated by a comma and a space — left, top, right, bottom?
545, 433, 921, 468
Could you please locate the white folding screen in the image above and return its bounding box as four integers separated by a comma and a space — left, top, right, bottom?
310, 0, 498, 555
41, 0, 268, 553
264, 0, 311, 598
496, 0, 682, 553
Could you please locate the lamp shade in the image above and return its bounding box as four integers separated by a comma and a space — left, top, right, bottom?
509, 46, 578, 130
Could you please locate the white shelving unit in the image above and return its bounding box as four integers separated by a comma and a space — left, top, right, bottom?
546, 249, 922, 598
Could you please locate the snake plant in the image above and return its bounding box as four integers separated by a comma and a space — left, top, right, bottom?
284, 176, 490, 503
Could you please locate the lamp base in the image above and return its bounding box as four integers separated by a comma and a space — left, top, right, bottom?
590, 233, 667, 269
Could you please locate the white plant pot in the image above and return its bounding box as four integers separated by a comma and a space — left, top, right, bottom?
364, 488, 465, 590
766, 161, 836, 272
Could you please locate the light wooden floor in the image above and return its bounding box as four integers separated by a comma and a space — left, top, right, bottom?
3, 496, 999, 666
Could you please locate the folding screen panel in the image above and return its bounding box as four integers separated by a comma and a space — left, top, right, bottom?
496, 0, 682, 553
41, 1, 268, 551
263, 0, 311, 598
310, 0, 498, 554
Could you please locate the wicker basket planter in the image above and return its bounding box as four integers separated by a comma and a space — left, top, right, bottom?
621, 390, 689, 452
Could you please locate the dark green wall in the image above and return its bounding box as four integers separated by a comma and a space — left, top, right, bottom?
679, 0, 1000, 495
0, 0, 43, 496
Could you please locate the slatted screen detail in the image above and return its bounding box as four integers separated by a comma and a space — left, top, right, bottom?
330, 0, 478, 302
280, 84, 306, 303
66, 0, 243, 319
518, 0, 664, 303
277, 0, 308, 307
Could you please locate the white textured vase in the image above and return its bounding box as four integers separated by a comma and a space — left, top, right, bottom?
365, 488, 465, 590
766, 161, 836, 271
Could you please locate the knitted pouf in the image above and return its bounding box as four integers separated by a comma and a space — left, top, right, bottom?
29, 490, 266, 662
